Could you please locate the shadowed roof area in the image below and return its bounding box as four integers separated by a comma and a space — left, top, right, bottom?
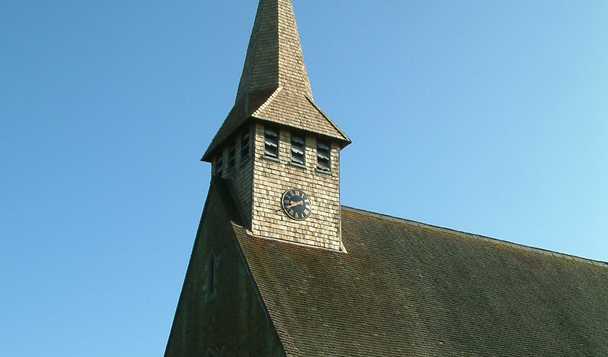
233, 207, 608, 357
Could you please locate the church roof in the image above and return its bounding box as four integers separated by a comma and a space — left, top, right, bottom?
227, 198, 608, 356
202, 0, 349, 162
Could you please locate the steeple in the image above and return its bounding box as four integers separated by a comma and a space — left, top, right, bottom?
236, 0, 313, 102
202, 0, 349, 162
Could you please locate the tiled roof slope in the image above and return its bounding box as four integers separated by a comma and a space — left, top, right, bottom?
202, 0, 349, 162
234, 207, 608, 357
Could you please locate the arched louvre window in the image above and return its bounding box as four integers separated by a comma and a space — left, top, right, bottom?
316, 140, 331, 172
240, 128, 250, 163
291, 132, 306, 165
215, 154, 224, 176
264, 127, 279, 158
228, 142, 236, 169
208, 255, 215, 294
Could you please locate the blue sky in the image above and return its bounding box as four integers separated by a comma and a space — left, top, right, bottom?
1, 0, 607, 356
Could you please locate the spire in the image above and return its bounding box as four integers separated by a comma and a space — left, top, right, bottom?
202, 0, 350, 162
236, 0, 314, 102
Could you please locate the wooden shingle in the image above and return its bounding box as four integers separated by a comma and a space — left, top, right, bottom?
202, 0, 349, 162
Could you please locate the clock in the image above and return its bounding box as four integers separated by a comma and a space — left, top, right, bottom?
281, 189, 312, 220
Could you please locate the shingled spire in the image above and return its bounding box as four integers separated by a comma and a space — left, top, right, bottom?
202, 0, 349, 162
236, 0, 313, 102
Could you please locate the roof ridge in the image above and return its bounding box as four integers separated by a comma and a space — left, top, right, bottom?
342, 205, 608, 268
252, 86, 283, 117
305, 96, 351, 143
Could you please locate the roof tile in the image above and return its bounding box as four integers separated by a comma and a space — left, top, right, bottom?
236, 207, 608, 356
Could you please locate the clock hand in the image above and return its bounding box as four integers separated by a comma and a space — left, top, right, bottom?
287, 200, 304, 209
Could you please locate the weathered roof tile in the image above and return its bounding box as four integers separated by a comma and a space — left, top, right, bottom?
235, 207, 608, 356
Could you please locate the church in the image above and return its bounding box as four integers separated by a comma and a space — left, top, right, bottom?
164, 0, 608, 356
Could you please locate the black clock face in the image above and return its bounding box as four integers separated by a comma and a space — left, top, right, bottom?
281, 189, 312, 220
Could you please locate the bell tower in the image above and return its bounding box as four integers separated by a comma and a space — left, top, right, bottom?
201, 0, 350, 251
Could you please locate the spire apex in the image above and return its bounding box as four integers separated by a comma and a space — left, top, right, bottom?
236, 0, 313, 102
202, 0, 350, 162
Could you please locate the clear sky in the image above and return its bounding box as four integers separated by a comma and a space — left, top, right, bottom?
1, 0, 607, 356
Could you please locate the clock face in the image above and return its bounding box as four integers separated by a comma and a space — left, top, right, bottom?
281, 189, 312, 220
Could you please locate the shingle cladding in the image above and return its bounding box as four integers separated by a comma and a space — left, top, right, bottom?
253, 88, 347, 140
233, 207, 608, 357
164, 179, 288, 357
236, 0, 312, 101
202, 0, 349, 162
